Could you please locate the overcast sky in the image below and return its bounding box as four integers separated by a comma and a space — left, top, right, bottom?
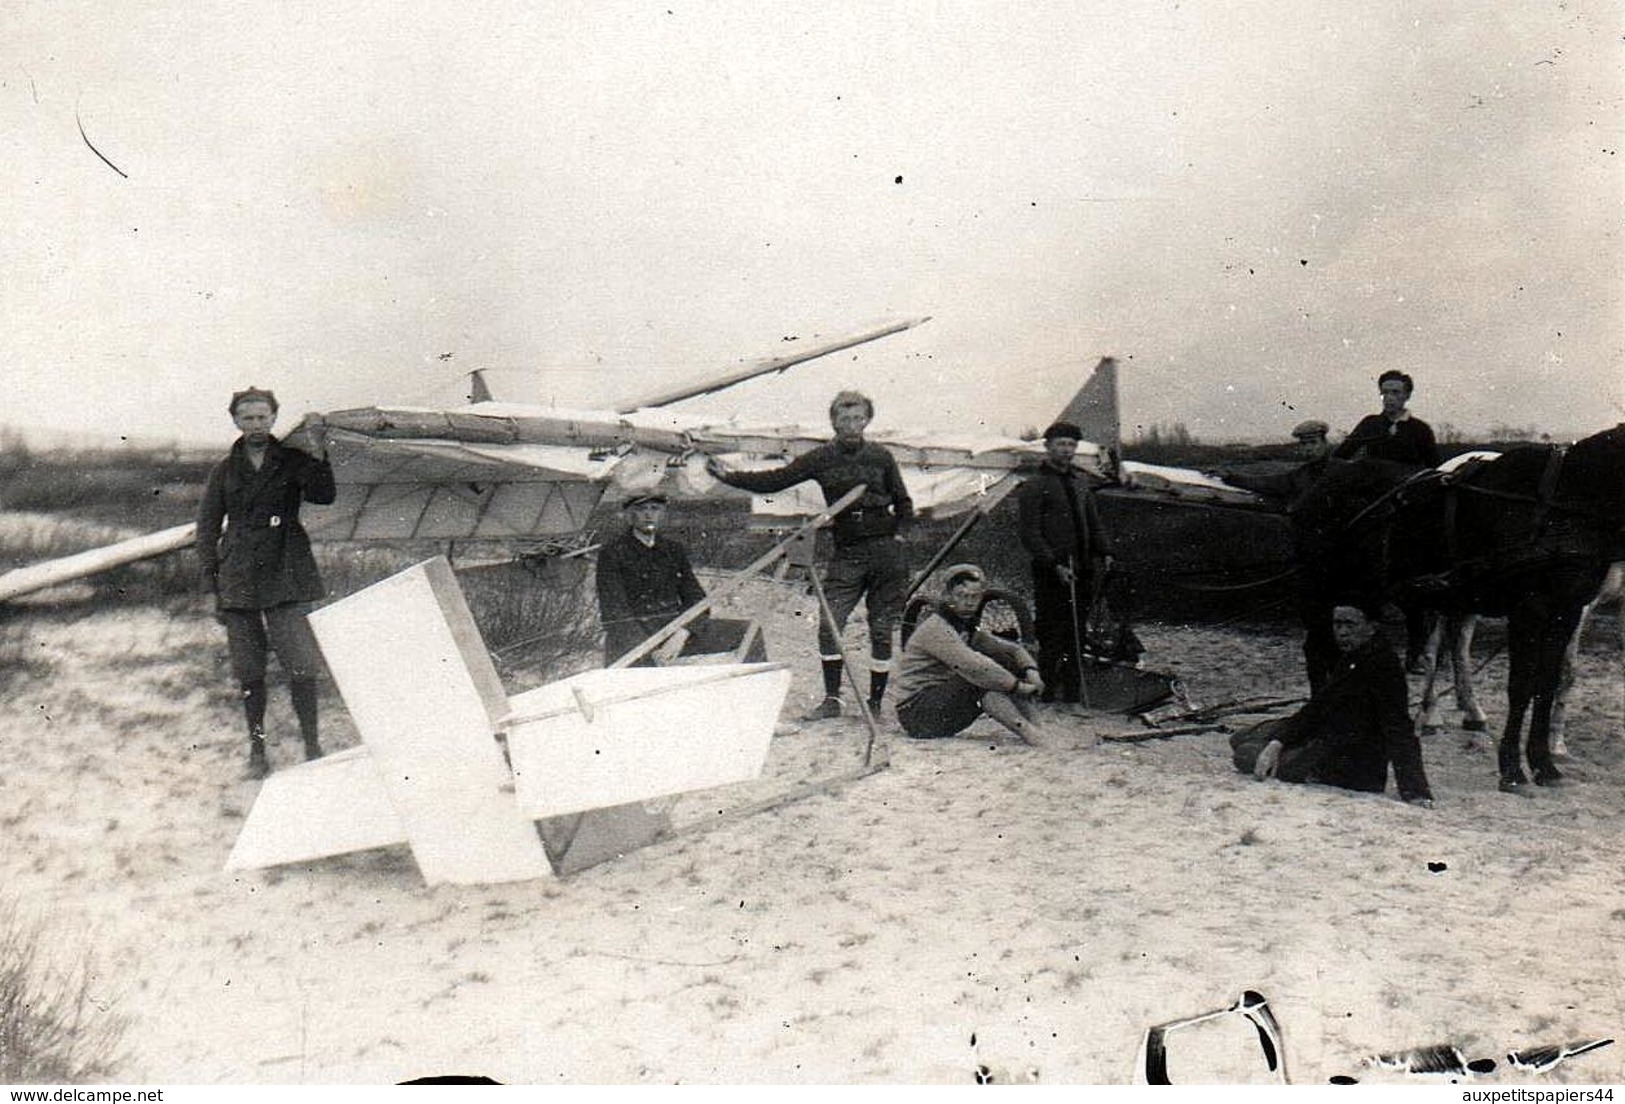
5, 1, 1621, 448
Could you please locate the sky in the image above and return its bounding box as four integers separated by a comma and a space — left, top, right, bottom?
4, 0, 1621, 448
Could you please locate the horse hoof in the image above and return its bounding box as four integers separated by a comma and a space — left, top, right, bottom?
1499, 778, 1532, 796
1421, 724, 1443, 738
1462, 718, 1488, 733
1533, 769, 1565, 787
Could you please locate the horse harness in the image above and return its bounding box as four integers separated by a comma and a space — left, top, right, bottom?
1339, 446, 1594, 597
1420, 445, 1606, 592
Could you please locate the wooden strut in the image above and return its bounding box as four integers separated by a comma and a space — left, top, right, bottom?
650, 760, 891, 849
805, 556, 885, 768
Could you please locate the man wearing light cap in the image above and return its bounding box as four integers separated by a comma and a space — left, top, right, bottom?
595, 492, 766, 666
1217, 419, 1333, 505
1017, 421, 1114, 705
707, 390, 912, 720
196, 387, 336, 780
894, 564, 1055, 745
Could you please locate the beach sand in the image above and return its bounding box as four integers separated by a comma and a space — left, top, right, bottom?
2, 577, 1621, 1085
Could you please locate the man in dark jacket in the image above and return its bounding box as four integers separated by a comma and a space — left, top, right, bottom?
196, 387, 336, 780
1331, 370, 1441, 671
707, 390, 911, 721
1017, 421, 1114, 704
1218, 420, 1334, 506
595, 493, 765, 666
1332, 370, 1441, 468
1219, 419, 1350, 689
1235, 606, 1434, 806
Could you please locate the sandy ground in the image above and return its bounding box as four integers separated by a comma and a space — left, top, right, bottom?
1, 573, 1622, 1086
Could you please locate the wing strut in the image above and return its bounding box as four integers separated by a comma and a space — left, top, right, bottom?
614, 317, 929, 413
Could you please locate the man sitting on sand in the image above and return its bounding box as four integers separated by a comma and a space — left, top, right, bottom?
595, 492, 766, 666
1231, 605, 1434, 806
894, 564, 1057, 745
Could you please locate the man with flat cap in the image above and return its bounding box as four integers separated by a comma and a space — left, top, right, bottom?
196, 386, 336, 780
1233, 605, 1434, 807
1218, 420, 1334, 507
1017, 421, 1114, 705
707, 390, 912, 720
595, 492, 766, 666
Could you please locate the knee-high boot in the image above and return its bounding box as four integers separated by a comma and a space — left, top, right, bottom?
290, 679, 322, 760
242, 680, 269, 779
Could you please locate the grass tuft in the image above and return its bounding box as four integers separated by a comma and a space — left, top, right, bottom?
0, 905, 128, 1083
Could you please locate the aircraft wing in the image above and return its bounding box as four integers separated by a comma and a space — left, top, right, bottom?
1117, 461, 1270, 508
298, 419, 614, 541
292, 398, 1281, 543
285, 325, 1269, 543
293, 408, 1095, 539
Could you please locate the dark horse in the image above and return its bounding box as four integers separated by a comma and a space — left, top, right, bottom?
1299, 424, 1625, 793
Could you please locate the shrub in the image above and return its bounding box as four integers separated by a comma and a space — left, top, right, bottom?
460, 558, 602, 686
0, 906, 127, 1083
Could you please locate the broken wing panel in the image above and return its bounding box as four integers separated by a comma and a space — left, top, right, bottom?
306, 559, 553, 885
303, 429, 613, 541
225, 747, 407, 871
504, 663, 792, 818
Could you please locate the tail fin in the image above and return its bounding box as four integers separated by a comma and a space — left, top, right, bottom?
468, 369, 494, 404
1055, 356, 1119, 450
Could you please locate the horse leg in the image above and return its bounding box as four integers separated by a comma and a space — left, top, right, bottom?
1499, 612, 1537, 792
1452, 613, 1490, 744
1530, 606, 1585, 785
1417, 614, 1448, 737
1549, 600, 1589, 757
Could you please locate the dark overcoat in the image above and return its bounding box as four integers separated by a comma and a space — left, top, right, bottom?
594, 529, 708, 661
1016, 465, 1113, 571
196, 436, 336, 610
1274, 634, 1432, 801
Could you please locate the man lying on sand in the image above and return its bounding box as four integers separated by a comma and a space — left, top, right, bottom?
1231, 605, 1434, 807
893, 564, 1057, 746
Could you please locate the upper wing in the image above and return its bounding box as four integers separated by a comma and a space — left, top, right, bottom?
291, 400, 1269, 543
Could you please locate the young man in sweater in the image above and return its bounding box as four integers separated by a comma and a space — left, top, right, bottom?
894, 564, 1056, 746
707, 390, 911, 721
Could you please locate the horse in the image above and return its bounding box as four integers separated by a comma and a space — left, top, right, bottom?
1422, 559, 1624, 753
1415, 612, 1489, 739
1307, 424, 1625, 793
1551, 559, 1625, 751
